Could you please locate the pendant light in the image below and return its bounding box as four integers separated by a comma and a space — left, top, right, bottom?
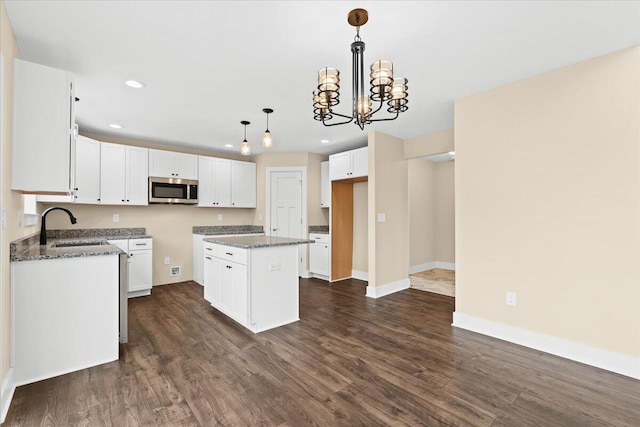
262, 108, 274, 148
240, 120, 250, 156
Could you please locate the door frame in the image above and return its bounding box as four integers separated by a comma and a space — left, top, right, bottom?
265, 167, 308, 277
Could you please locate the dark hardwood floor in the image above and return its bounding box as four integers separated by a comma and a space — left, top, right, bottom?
5, 279, 640, 426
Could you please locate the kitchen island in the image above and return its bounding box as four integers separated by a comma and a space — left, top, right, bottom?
203, 235, 313, 333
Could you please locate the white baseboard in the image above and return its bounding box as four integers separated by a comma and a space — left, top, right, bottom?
366, 278, 410, 299
1, 367, 15, 423
452, 312, 640, 380
299, 269, 310, 279
409, 261, 455, 274
351, 270, 368, 281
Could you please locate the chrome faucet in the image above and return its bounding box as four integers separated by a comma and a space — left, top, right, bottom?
40, 207, 77, 245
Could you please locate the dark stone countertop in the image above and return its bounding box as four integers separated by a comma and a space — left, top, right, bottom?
193, 225, 264, 235
203, 235, 314, 249
308, 225, 329, 234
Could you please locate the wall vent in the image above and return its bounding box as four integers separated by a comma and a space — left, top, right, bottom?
170, 266, 181, 276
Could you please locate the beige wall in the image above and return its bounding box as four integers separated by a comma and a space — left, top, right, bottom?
368, 131, 408, 288
404, 128, 454, 159
408, 159, 436, 266
435, 161, 455, 263
1, 1, 40, 383
455, 46, 640, 358
352, 182, 368, 273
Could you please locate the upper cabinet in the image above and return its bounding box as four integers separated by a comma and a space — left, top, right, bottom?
320, 161, 330, 208
231, 160, 256, 208
74, 136, 101, 204
329, 147, 368, 181
100, 143, 148, 205
12, 59, 75, 192
149, 149, 198, 179
197, 157, 256, 208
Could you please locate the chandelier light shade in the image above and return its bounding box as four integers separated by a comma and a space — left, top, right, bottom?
312, 8, 408, 129
240, 120, 250, 156
262, 108, 274, 148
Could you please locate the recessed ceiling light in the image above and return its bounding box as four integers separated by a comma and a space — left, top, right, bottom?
320, 139, 330, 144
124, 80, 145, 89
224, 144, 233, 148
109, 123, 123, 129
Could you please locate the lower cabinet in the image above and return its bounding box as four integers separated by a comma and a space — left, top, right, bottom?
204, 244, 248, 324
108, 238, 153, 297
309, 233, 330, 280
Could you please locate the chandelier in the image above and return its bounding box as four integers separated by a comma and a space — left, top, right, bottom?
313, 8, 408, 130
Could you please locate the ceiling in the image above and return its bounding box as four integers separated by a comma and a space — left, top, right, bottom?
4, 1, 639, 157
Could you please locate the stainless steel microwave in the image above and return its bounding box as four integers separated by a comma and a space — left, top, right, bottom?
148, 177, 198, 204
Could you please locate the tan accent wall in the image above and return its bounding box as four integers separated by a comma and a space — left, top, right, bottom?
408, 159, 435, 266
352, 182, 368, 273
1, 1, 40, 382
455, 46, 640, 358
368, 131, 408, 288
435, 161, 455, 263
404, 128, 454, 159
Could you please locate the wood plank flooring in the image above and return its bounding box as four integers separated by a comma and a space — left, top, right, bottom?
5, 279, 640, 426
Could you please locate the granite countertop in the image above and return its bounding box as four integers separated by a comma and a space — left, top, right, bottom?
204, 235, 314, 249
193, 225, 264, 235
308, 225, 329, 234
11, 228, 151, 262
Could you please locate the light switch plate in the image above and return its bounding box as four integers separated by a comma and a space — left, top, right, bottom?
113, 214, 120, 223
218, 214, 223, 221
377, 213, 386, 222
164, 257, 170, 265
1, 208, 6, 229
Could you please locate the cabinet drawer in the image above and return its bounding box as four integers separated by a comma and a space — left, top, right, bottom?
310, 233, 329, 244
129, 238, 153, 250
215, 245, 248, 265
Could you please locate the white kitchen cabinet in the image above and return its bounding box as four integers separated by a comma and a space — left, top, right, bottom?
74, 136, 101, 204
320, 161, 330, 208
100, 143, 148, 205
197, 156, 231, 207
149, 149, 198, 179
108, 238, 153, 297
204, 242, 298, 333
193, 232, 264, 285
329, 146, 368, 181
309, 233, 330, 280
231, 160, 256, 208
12, 59, 75, 193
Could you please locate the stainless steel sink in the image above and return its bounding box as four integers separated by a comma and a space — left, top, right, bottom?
52, 241, 108, 248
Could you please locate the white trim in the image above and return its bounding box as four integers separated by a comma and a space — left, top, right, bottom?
1, 368, 14, 423
299, 269, 310, 279
366, 278, 410, 299
452, 312, 640, 380
351, 270, 368, 281
265, 167, 308, 274
409, 262, 436, 274
409, 261, 455, 274
0, 53, 5, 424
436, 261, 455, 270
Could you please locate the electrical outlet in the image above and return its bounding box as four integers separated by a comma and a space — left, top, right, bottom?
269, 262, 281, 271
17, 210, 22, 227
377, 213, 386, 222
170, 266, 181, 276
1, 208, 6, 229
506, 292, 517, 306
113, 214, 120, 223
218, 214, 223, 221
164, 257, 170, 265
258, 213, 263, 221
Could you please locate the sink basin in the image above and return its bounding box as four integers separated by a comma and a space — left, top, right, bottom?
52, 241, 108, 248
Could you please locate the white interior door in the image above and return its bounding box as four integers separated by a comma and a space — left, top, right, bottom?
270, 171, 302, 239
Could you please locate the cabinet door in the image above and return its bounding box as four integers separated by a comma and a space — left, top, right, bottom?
203, 253, 219, 303
231, 160, 256, 208
214, 158, 232, 207
329, 151, 350, 181
175, 153, 198, 179
218, 259, 233, 315
351, 147, 368, 178
99, 142, 126, 205
231, 262, 248, 324
320, 161, 330, 208
309, 241, 329, 276
129, 249, 153, 292
197, 156, 215, 207
125, 146, 149, 205
12, 59, 73, 192
74, 136, 101, 204
148, 149, 176, 178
